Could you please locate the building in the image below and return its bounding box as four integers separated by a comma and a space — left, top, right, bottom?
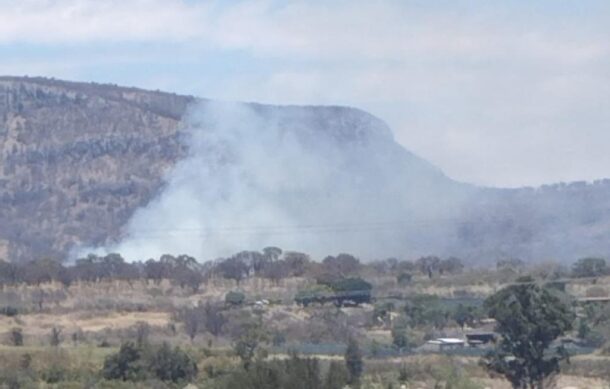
424, 338, 465, 352
466, 332, 496, 346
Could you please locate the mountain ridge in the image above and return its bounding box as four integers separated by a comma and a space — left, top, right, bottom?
1, 76, 609, 263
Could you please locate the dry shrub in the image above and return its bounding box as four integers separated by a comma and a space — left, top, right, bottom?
586, 286, 609, 298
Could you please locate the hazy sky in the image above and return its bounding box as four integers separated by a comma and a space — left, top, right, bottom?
1, 0, 609, 187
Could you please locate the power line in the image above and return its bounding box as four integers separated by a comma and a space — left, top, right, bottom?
114, 215, 508, 239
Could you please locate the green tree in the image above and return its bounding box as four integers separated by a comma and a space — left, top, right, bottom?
181, 306, 202, 342
453, 304, 481, 330
263, 246, 283, 262
203, 301, 226, 337
134, 321, 150, 348
224, 360, 282, 388
102, 342, 145, 381
439, 257, 464, 275
283, 354, 322, 389
49, 327, 62, 347
217, 256, 250, 285
147, 342, 198, 383
224, 356, 322, 389
482, 283, 575, 389
225, 290, 246, 307
396, 272, 413, 285
102, 341, 197, 383
403, 294, 446, 328
344, 337, 363, 384
571, 257, 608, 278
233, 322, 267, 370
324, 360, 349, 389
328, 277, 373, 306
391, 324, 410, 351
9, 327, 23, 346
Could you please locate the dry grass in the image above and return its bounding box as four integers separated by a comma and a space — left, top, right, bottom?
0, 310, 171, 343
0, 272, 606, 386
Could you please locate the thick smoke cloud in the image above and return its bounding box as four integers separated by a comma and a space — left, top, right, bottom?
78, 100, 610, 263
85, 101, 469, 262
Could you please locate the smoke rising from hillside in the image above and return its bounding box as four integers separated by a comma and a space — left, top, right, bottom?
83, 100, 468, 262
73, 99, 610, 264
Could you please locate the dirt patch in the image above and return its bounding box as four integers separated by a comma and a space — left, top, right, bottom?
0, 310, 171, 335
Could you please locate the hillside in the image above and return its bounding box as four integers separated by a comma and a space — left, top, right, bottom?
1, 76, 609, 263
0, 77, 193, 261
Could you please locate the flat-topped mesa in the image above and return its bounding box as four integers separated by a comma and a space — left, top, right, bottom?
2, 77, 438, 262
0, 76, 609, 263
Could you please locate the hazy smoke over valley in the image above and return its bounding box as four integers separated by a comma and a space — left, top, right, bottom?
90, 101, 470, 261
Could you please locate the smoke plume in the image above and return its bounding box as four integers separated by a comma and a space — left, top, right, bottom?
86, 100, 471, 261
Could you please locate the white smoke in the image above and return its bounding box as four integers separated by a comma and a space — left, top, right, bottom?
83, 100, 468, 262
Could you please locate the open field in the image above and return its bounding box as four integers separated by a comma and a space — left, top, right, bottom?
0, 256, 608, 388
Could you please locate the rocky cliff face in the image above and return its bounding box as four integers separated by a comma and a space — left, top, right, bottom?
0, 77, 193, 261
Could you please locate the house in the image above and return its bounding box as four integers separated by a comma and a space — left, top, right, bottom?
424, 337, 465, 351
577, 296, 610, 305
466, 332, 496, 346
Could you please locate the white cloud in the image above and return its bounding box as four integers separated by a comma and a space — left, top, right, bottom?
0, 0, 209, 43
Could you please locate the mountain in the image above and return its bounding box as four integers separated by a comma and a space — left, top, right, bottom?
0, 76, 609, 263
0, 77, 192, 261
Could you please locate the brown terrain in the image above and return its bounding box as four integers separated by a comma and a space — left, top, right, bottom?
0, 76, 194, 261
2, 76, 610, 265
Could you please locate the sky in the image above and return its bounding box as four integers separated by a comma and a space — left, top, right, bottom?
1, 0, 609, 187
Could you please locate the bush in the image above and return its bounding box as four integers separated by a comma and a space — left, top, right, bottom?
233, 322, 268, 369
223, 355, 322, 389
147, 342, 198, 383
294, 285, 334, 307
0, 306, 18, 317
344, 337, 363, 384
102, 341, 198, 383
397, 273, 412, 285
586, 286, 608, 298
403, 294, 449, 328
582, 330, 606, 348
372, 302, 395, 325
325, 360, 349, 389
41, 365, 66, 384
50, 327, 62, 347
296, 277, 373, 307
431, 363, 483, 389
328, 277, 372, 294
515, 275, 535, 283
391, 326, 411, 351
98, 339, 111, 348
572, 257, 608, 278
102, 342, 145, 381
9, 327, 23, 346
0, 370, 35, 389
225, 291, 246, 307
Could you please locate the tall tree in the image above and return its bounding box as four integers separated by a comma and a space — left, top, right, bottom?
203, 302, 226, 337
415, 256, 441, 278
217, 256, 250, 285
283, 251, 311, 276
344, 337, 363, 385
571, 257, 607, 278
324, 360, 349, 389
483, 283, 574, 389
323, 254, 360, 278
233, 321, 267, 370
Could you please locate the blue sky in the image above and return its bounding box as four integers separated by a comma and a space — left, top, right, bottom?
2, 0, 610, 187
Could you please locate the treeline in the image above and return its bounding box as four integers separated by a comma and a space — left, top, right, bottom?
0, 249, 607, 291
0, 250, 468, 290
